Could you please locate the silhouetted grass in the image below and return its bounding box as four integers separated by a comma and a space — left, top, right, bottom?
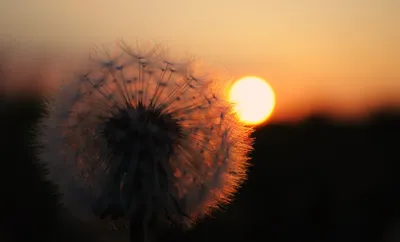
1, 94, 399, 242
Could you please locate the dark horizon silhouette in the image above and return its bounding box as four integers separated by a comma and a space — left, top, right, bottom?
1, 95, 399, 242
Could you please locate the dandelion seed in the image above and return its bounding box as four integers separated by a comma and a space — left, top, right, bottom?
37, 41, 254, 241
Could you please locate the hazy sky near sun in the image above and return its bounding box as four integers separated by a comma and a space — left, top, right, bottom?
1, 0, 399, 120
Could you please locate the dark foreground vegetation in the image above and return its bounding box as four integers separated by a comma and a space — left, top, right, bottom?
1, 95, 399, 242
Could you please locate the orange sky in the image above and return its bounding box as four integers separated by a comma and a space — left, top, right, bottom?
1, 0, 399, 122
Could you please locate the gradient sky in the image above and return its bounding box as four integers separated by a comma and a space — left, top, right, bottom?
1, 0, 399, 121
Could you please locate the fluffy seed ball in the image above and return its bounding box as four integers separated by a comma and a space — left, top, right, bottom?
38, 41, 254, 230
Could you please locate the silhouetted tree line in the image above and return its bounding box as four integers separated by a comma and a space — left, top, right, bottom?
1, 95, 399, 242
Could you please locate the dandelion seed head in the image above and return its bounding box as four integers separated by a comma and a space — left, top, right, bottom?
38, 40, 254, 231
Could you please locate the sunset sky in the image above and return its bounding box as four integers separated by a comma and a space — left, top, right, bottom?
1, 0, 399, 121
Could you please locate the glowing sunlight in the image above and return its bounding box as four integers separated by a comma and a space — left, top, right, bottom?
229, 76, 276, 125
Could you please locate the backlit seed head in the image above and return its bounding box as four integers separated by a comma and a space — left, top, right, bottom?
37, 40, 254, 231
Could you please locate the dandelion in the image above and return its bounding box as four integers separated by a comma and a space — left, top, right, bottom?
37, 41, 254, 241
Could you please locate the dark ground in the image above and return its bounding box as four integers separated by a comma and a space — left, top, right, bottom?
1, 95, 399, 242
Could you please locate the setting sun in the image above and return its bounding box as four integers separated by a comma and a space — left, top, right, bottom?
229, 76, 276, 125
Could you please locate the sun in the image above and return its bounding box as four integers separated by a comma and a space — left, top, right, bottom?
229, 76, 276, 125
